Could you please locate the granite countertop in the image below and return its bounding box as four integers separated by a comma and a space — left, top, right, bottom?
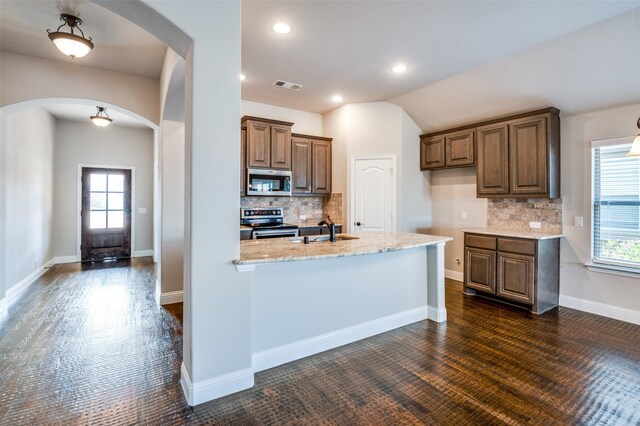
235, 232, 452, 265
463, 228, 564, 240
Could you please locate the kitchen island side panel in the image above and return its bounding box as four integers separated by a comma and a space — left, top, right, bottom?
251, 247, 428, 355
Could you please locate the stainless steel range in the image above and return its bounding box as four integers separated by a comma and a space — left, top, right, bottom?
241, 207, 299, 239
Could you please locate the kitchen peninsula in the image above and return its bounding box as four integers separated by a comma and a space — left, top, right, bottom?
234, 232, 452, 372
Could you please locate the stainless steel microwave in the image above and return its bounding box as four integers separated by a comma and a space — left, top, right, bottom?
247, 169, 292, 196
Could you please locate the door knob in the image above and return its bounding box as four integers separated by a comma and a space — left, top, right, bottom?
355, 221, 361, 226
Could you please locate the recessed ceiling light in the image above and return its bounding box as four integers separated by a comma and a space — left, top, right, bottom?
332, 95, 343, 103
240, 74, 247, 81
392, 64, 407, 73
272, 22, 291, 34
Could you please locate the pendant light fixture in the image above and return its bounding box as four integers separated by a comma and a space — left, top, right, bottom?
625, 117, 640, 156
90, 107, 112, 127
47, 14, 94, 59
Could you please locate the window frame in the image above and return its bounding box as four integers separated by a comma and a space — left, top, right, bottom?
590, 135, 640, 276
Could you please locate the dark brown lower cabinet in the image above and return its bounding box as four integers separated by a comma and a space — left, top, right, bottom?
464, 232, 560, 314
497, 252, 534, 304
465, 248, 495, 294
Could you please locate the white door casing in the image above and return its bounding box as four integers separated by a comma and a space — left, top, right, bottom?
350, 156, 396, 233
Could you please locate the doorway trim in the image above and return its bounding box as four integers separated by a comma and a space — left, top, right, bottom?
74, 164, 136, 262
349, 154, 397, 234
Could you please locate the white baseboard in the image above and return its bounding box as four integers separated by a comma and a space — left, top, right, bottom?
559, 294, 640, 326
445, 269, 463, 282
428, 306, 447, 323
252, 306, 428, 373
55, 255, 80, 264
180, 363, 254, 406
133, 250, 154, 258
0, 257, 55, 312
160, 290, 183, 305
56, 252, 153, 263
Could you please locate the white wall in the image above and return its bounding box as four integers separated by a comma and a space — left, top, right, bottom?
323, 102, 431, 233
561, 103, 640, 312
253, 247, 428, 353
53, 119, 154, 258
430, 169, 487, 276
158, 48, 186, 296
1, 107, 55, 295
0, 110, 5, 300
0, 52, 160, 125
160, 120, 185, 293
136, 0, 250, 404
242, 100, 323, 136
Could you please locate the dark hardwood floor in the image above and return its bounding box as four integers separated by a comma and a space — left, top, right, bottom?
1, 258, 638, 425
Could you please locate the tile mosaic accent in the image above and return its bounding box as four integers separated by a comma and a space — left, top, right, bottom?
241, 196, 325, 224
322, 193, 343, 225
241, 193, 344, 226
487, 198, 562, 233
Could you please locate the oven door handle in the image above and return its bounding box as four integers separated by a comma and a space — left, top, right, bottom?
252, 229, 299, 239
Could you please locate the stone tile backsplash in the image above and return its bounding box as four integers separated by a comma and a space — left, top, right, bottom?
322, 193, 343, 226
241, 195, 338, 225
487, 198, 562, 233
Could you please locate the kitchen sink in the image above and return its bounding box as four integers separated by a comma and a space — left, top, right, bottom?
289, 235, 359, 243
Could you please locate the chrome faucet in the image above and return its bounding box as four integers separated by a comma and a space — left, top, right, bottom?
318, 216, 337, 242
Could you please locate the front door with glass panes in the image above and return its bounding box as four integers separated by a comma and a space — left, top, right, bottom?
81, 167, 132, 261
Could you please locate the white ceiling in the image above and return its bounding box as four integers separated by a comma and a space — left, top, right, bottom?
391, 6, 640, 132
1, 1, 639, 126
241, 1, 640, 114
43, 103, 149, 128
0, 0, 166, 78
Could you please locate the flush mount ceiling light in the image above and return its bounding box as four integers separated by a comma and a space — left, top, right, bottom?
47, 13, 94, 59
272, 22, 291, 34
332, 95, 344, 103
392, 64, 407, 73
626, 117, 640, 156
90, 107, 112, 127
240, 74, 247, 81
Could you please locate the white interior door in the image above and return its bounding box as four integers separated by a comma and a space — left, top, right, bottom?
351, 156, 396, 233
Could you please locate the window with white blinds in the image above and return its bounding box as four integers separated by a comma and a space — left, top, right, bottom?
592, 142, 640, 268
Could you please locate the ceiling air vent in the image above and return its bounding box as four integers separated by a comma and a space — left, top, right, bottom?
272, 80, 303, 91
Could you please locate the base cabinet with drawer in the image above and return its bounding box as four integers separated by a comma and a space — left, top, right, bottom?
463, 232, 560, 314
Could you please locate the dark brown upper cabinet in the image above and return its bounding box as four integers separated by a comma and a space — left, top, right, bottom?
420, 130, 475, 170
312, 139, 331, 194
477, 124, 509, 196
241, 126, 246, 196
420, 107, 560, 198
291, 137, 312, 194
508, 115, 548, 196
420, 135, 445, 169
291, 134, 332, 196
445, 129, 475, 167
242, 116, 293, 170
477, 109, 560, 198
